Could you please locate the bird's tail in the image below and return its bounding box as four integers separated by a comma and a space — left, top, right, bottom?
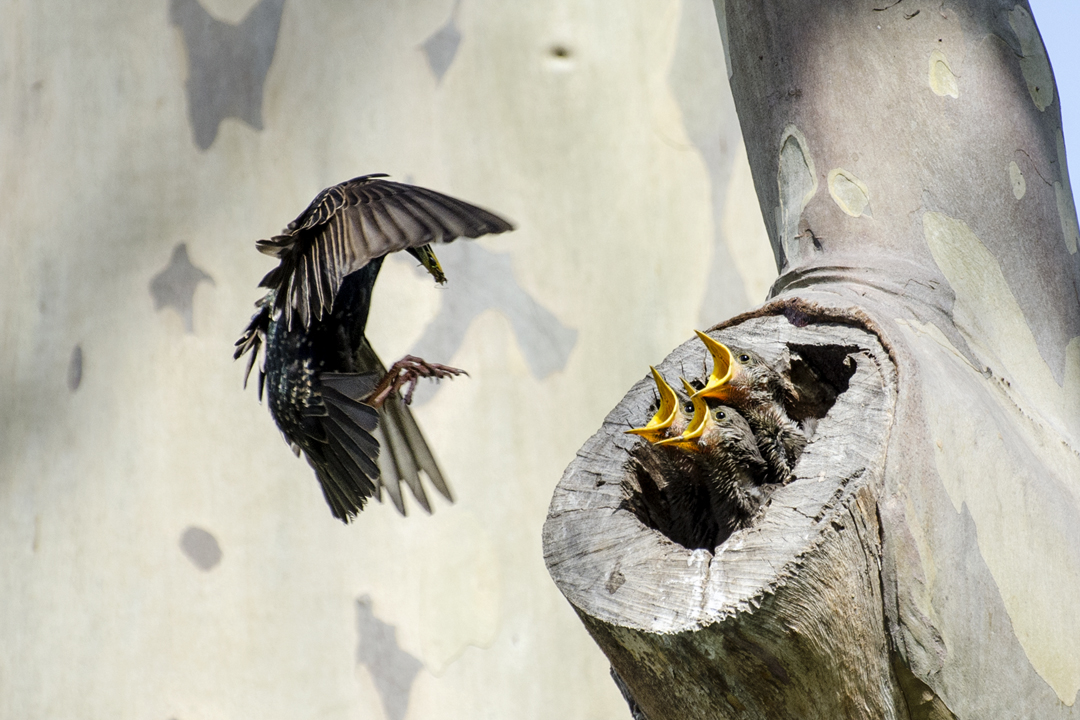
319, 372, 453, 517
373, 392, 454, 514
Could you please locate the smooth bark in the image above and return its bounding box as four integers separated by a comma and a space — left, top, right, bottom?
545, 1, 1080, 717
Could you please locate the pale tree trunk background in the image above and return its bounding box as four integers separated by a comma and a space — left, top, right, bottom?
545, 1, 1080, 718
2, 1, 1078, 719
0, 2, 779, 719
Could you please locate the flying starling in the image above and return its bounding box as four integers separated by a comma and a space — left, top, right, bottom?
235, 174, 514, 522
692, 331, 807, 484
657, 394, 769, 526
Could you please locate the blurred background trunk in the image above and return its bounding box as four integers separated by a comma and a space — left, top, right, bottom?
0, 1, 778, 718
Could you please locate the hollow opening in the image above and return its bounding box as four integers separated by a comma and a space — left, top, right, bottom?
622, 342, 859, 551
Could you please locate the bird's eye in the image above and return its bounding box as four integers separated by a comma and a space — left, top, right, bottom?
684, 402, 694, 413
739, 354, 751, 363
715, 410, 726, 420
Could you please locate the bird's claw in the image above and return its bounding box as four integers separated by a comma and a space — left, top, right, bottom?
365, 355, 468, 407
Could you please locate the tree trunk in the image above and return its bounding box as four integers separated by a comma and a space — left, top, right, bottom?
544, 1, 1080, 718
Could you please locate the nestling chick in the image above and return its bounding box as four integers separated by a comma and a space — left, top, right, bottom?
692, 331, 807, 485
657, 395, 769, 527
625, 370, 721, 546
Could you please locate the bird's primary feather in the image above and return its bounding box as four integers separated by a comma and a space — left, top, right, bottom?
256, 174, 514, 330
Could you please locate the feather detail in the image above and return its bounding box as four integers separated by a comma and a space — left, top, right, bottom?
258, 176, 513, 330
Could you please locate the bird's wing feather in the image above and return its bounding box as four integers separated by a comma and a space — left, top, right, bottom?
256, 176, 514, 329
303, 386, 384, 522
234, 295, 273, 399
321, 371, 453, 516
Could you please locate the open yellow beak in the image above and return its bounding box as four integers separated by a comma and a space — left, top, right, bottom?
692, 330, 737, 400
625, 367, 678, 442
656, 379, 708, 448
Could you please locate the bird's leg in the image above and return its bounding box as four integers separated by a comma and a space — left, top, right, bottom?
363, 355, 468, 408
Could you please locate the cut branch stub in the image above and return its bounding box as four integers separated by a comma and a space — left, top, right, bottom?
543, 311, 902, 719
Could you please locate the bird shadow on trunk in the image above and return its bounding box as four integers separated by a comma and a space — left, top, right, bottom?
621, 342, 858, 551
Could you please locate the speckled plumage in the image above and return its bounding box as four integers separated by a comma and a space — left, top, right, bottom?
699, 343, 807, 485
682, 404, 769, 521
236, 175, 513, 522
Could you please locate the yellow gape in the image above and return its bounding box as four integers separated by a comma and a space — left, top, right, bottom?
692, 330, 738, 400
656, 379, 708, 449
625, 366, 679, 443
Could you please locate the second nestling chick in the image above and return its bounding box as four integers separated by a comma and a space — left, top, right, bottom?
658, 393, 769, 531
693, 331, 807, 485
625, 368, 722, 547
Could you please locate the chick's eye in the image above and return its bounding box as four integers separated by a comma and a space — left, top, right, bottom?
684, 402, 694, 413
739, 354, 751, 363
715, 410, 726, 420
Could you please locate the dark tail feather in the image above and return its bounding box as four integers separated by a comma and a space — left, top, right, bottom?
375, 394, 454, 515
302, 376, 384, 523
384, 394, 453, 503
320, 371, 453, 517
377, 396, 431, 514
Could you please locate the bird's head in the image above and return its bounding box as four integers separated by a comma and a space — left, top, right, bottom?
699, 404, 754, 449
692, 331, 766, 404
655, 379, 709, 451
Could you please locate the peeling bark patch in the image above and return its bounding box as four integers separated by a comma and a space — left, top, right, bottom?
404, 243, 577, 403
920, 212, 1080, 701
777, 125, 818, 270
356, 596, 423, 720
1008, 6, 1053, 112
67, 345, 83, 391
927, 50, 958, 98
1054, 129, 1079, 254
149, 243, 215, 333
607, 565, 627, 594
421, 0, 461, 83
179, 526, 222, 571
170, 0, 285, 150
827, 169, 871, 218
921, 211, 1080, 436
1008, 161, 1026, 200
896, 318, 1080, 705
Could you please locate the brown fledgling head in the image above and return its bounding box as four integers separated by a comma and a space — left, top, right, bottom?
699, 405, 762, 464
693, 332, 784, 407
625, 367, 679, 443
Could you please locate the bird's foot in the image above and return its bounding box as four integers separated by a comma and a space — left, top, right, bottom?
364, 355, 468, 407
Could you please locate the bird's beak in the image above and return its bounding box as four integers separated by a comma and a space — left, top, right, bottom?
693, 330, 737, 400
625, 367, 678, 442
408, 244, 447, 284
656, 379, 707, 448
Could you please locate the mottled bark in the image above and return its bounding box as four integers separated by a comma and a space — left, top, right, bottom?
544, 1, 1080, 718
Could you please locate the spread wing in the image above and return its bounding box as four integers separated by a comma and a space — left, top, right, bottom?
256, 174, 514, 330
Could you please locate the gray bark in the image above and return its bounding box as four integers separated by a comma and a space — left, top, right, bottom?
544, 1, 1080, 718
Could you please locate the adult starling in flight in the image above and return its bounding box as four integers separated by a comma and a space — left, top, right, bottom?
235, 174, 514, 522
656, 393, 769, 527
692, 331, 807, 484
